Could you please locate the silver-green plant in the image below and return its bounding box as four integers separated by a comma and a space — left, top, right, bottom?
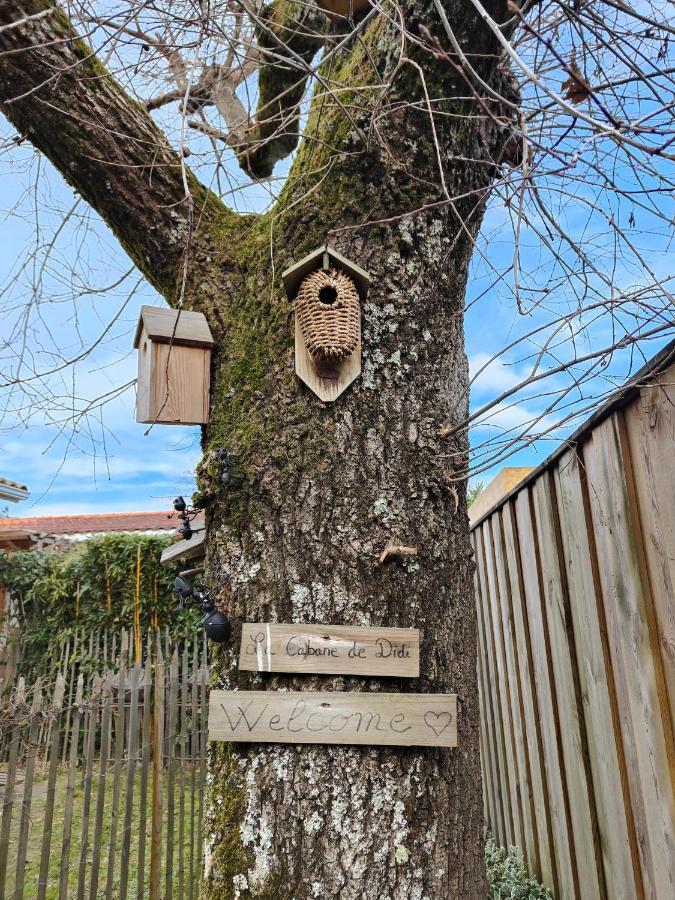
485, 838, 553, 899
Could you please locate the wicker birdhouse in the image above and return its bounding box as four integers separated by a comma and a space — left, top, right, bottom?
282, 246, 369, 402
134, 306, 214, 425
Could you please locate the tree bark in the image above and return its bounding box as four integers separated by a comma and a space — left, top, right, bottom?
0, 1, 513, 896
198, 3, 512, 896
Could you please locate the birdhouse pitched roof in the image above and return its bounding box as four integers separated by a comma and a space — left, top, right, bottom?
133, 306, 214, 349
282, 245, 369, 303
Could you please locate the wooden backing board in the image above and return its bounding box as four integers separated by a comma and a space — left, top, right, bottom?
238, 623, 419, 677
294, 317, 361, 402
209, 690, 457, 748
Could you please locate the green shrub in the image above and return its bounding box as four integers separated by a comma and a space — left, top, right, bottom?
485, 837, 552, 899
0, 534, 198, 677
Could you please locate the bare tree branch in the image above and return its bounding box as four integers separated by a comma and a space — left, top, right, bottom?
0, 0, 235, 299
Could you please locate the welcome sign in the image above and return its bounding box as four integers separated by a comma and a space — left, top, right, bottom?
238, 623, 420, 678
209, 691, 457, 748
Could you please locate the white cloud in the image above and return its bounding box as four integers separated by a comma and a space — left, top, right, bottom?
472, 399, 560, 436
469, 352, 525, 395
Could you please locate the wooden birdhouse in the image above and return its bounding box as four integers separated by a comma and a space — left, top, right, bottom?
316, 0, 370, 21
282, 245, 369, 402
134, 306, 214, 425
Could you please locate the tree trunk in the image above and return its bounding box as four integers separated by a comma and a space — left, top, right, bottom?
201, 215, 486, 899
198, 10, 512, 897
0, 2, 514, 896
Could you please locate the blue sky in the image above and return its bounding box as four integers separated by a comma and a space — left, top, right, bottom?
1, 16, 674, 516
1, 135, 671, 516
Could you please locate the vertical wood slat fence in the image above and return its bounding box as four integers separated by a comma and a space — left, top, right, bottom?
0, 630, 209, 900
472, 345, 675, 900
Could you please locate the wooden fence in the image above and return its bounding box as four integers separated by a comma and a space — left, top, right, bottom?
472, 343, 675, 900
3, 623, 199, 690
0, 631, 209, 899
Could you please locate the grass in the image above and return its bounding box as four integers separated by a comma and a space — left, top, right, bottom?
2, 766, 551, 899
2, 765, 201, 900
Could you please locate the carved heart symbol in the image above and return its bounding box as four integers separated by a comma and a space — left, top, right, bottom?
424, 711, 453, 736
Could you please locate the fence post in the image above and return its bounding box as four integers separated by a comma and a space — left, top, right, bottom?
14, 679, 43, 900
189, 635, 199, 900
119, 664, 140, 900
76, 674, 101, 900
0, 678, 26, 899
178, 642, 189, 900
198, 646, 208, 877
165, 649, 179, 900
58, 674, 84, 900
89, 671, 114, 898
105, 656, 127, 900
149, 640, 165, 899
36, 672, 66, 900
137, 650, 153, 898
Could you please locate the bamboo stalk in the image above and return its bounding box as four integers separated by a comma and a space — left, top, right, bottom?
134, 543, 142, 665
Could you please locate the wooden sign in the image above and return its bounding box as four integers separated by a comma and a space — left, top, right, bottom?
209, 691, 457, 748
238, 623, 419, 678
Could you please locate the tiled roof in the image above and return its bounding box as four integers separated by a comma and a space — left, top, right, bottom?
0, 510, 196, 536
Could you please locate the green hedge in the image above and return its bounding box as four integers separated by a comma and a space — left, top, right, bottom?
0, 533, 198, 676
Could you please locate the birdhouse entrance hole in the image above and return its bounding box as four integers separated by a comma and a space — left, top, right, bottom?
319, 285, 338, 305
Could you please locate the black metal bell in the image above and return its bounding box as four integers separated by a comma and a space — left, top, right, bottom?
202, 610, 231, 644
